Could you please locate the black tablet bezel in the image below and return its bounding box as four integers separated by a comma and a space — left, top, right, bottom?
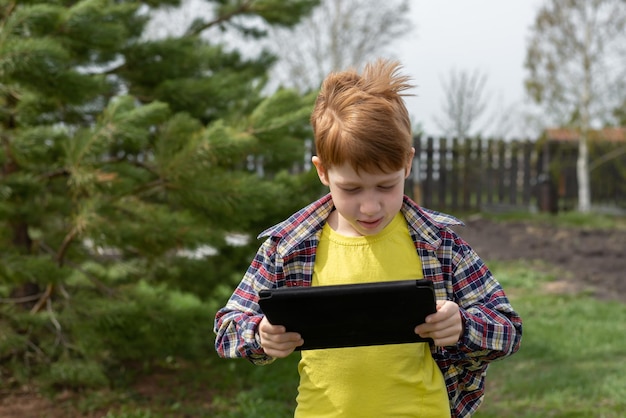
258, 279, 436, 350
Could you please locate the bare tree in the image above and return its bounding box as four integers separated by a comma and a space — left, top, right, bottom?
267, 0, 413, 92
525, 0, 626, 213
486, 94, 524, 140
434, 68, 490, 140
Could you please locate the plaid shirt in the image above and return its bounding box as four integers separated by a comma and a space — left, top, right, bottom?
214, 194, 522, 418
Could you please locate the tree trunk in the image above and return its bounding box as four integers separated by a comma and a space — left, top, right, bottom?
576, 134, 591, 213
577, 19, 593, 213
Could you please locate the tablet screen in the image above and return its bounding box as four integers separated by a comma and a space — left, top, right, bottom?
258, 279, 436, 350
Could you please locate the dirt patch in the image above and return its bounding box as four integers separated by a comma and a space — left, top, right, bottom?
0, 387, 94, 418
453, 216, 626, 303
1, 217, 625, 417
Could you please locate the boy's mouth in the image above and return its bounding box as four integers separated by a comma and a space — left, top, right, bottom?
358, 218, 383, 230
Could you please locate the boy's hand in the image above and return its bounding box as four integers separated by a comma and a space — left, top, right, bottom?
258, 316, 304, 358
415, 300, 464, 347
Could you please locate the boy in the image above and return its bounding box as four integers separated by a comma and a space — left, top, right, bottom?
214, 59, 522, 417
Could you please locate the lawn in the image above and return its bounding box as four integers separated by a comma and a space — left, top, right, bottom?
202, 261, 626, 418
473, 261, 626, 418
29, 259, 625, 418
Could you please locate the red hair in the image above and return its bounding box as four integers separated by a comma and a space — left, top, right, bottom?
310, 59, 414, 173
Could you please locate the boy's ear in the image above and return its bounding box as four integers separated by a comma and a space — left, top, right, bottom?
312, 156, 330, 186
404, 147, 415, 179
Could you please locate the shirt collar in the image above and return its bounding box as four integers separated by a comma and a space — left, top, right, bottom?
259, 194, 463, 252
402, 196, 464, 250
258, 193, 333, 243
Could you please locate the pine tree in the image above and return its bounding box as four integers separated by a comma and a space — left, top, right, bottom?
0, 0, 320, 389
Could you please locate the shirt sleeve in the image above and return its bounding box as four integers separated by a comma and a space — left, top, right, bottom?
214, 237, 278, 365
441, 237, 523, 368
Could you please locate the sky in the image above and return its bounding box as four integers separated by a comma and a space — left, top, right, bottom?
395, 0, 544, 138
148, 0, 546, 138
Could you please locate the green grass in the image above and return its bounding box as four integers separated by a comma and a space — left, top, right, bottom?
80, 258, 626, 417
474, 262, 626, 417
477, 210, 626, 230
93, 211, 626, 417
204, 260, 626, 418
206, 356, 299, 418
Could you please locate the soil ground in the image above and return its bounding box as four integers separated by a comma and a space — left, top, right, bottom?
1, 217, 625, 417
454, 216, 626, 303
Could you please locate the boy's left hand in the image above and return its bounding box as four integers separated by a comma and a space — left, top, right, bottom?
415, 300, 464, 347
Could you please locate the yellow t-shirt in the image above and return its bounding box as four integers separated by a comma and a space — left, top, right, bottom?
295, 213, 450, 418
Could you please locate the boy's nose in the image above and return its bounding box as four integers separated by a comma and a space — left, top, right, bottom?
360, 197, 382, 216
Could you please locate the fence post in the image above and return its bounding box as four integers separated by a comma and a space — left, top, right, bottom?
522, 141, 533, 207
475, 138, 483, 211
438, 137, 447, 210
462, 139, 472, 211
410, 135, 421, 204
497, 140, 506, 203
486, 140, 494, 206
424, 137, 434, 208
509, 141, 519, 205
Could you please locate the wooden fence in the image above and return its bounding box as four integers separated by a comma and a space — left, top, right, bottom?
541, 139, 626, 212
406, 136, 548, 213
406, 135, 626, 214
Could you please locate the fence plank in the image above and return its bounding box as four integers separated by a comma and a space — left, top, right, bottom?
486, 140, 495, 206
509, 141, 519, 205
475, 138, 483, 209
462, 139, 471, 210
424, 137, 434, 208
522, 141, 533, 206
438, 138, 447, 210
497, 141, 506, 203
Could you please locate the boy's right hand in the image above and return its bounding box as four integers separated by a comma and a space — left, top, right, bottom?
258, 316, 304, 358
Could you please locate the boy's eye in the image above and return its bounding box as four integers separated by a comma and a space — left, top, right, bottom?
339, 185, 395, 193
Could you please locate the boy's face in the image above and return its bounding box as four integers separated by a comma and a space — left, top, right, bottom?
312, 151, 413, 237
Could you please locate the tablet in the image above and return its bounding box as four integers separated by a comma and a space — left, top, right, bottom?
258, 279, 436, 350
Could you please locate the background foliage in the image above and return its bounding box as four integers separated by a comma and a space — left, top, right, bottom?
0, 0, 324, 390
